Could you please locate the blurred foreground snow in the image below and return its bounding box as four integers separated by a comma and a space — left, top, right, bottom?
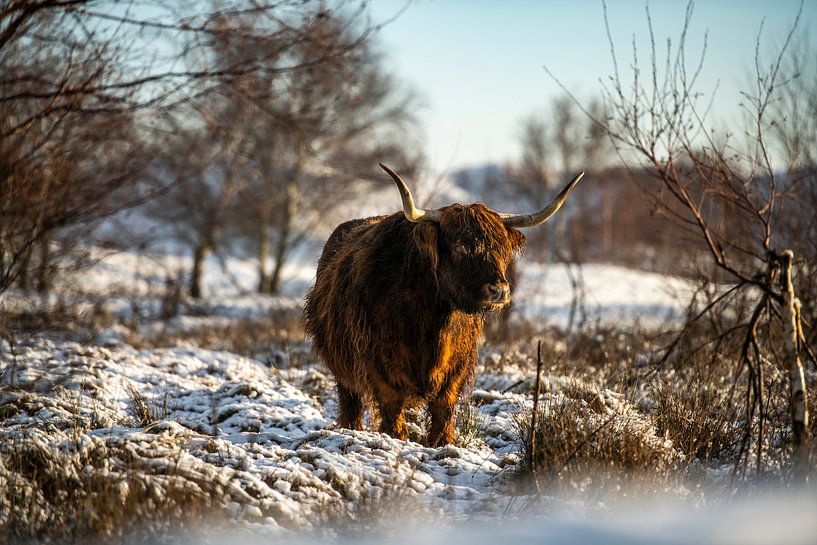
323, 492, 817, 545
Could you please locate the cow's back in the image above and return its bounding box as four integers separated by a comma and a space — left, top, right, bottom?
304, 216, 388, 387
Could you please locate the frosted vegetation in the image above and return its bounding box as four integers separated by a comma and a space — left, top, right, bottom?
1, 248, 814, 543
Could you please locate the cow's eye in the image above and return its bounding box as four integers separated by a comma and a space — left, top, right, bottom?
452, 243, 468, 256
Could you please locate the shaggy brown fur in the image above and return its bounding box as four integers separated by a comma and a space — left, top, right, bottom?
304, 203, 524, 446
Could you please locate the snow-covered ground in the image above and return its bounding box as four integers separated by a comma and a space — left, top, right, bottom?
0, 338, 512, 528
0, 334, 655, 532
3, 245, 694, 331
514, 262, 693, 329
2, 336, 815, 542
5, 247, 812, 542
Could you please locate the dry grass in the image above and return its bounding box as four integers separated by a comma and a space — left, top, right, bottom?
125, 383, 170, 428
651, 376, 741, 461
3, 279, 814, 540
455, 399, 485, 449
0, 299, 113, 344
514, 391, 683, 497
128, 312, 309, 366
501, 311, 817, 490
0, 434, 222, 544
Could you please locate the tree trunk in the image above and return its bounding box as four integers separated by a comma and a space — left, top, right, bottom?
190, 242, 209, 299
36, 235, 51, 294
571, 187, 586, 263
15, 247, 31, 291
257, 221, 271, 293
779, 250, 810, 472
601, 178, 613, 261
269, 178, 297, 295
256, 171, 275, 294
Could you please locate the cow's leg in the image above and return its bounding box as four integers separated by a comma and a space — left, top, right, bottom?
427, 388, 458, 447
337, 384, 363, 430
427, 361, 474, 447
377, 395, 408, 441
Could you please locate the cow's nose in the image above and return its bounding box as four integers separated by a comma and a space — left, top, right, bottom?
487, 282, 511, 304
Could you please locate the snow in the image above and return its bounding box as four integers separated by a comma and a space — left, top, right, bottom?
514, 262, 694, 329
343, 494, 817, 545
3, 244, 695, 330
0, 337, 523, 532
0, 331, 717, 539
0, 320, 688, 535
2, 246, 811, 542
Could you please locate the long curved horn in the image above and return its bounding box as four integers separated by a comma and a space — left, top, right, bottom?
379, 163, 441, 223
500, 171, 585, 228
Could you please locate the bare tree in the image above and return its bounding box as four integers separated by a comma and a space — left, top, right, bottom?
587, 1, 812, 473
506, 95, 611, 264
770, 34, 817, 346
0, 0, 378, 297
143, 103, 250, 298
514, 117, 552, 201
0, 3, 145, 294
212, 9, 421, 294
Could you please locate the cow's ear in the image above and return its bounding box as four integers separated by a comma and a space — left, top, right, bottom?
507, 227, 526, 256
411, 222, 439, 271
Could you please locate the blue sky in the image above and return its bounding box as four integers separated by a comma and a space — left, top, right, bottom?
369, 1, 816, 171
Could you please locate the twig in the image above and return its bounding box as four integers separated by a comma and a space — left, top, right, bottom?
528, 340, 544, 473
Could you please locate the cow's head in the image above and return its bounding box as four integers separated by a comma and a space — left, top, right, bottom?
380, 163, 584, 314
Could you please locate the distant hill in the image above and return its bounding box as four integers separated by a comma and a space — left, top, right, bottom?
449, 163, 506, 200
